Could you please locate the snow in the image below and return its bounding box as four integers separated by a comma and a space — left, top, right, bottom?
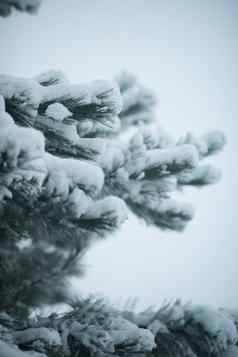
45, 103, 72, 121
189, 305, 238, 349
0, 110, 15, 127
16, 238, 32, 250
107, 316, 155, 352
0, 339, 46, 357
126, 133, 147, 176
0, 123, 46, 198
94, 116, 121, 135
0, 108, 45, 170
36, 114, 79, 143
42, 79, 122, 115
69, 321, 115, 354
0, 88, 109, 210
148, 319, 169, 335
44, 153, 104, 198
100, 141, 125, 172
0, 75, 42, 115
141, 125, 173, 149
83, 196, 128, 226
148, 176, 178, 195
66, 188, 92, 219
5, 126, 45, 165
14, 327, 62, 346
34, 69, 69, 86
149, 197, 194, 219
13, 157, 47, 187
0, 341, 31, 357
76, 119, 94, 137
127, 306, 157, 327
135, 195, 195, 231
130, 131, 144, 149
135, 328, 156, 351
0, 94, 6, 111
0, 99, 105, 203
77, 138, 107, 161
146, 144, 199, 172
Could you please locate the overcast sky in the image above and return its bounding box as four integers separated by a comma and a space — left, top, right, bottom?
1, 0, 238, 310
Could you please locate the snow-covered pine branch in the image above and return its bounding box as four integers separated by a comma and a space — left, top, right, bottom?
101, 123, 225, 231
0, 299, 237, 357
0, 71, 226, 314
0, 85, 127, 314
0, 70, 228, 357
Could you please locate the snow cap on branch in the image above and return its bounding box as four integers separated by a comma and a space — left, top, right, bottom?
0, 75, 42, 112
34, 69, 69, 87
145, 144, 199, 175
40, 79, 122, 132
45, 103, 72, 121
44, 153, 104, 198
79, 196, 128, 233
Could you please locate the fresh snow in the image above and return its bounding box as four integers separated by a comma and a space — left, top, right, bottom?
14, 327, 61, 346
44, 153, 104, 197
69, 321, 115, 354
146, 144, 199, 172
141, 125, 173, 149
45, 103, 72, 121
83, 196, 128, 226
66, 188, 92, 219
0, 341, 32, 357
42, 80, 122, 115
0, 341, 47, 357
107, 316, 155, 351
189, 305, 238, 349
0, 75, 43, 113
34, 69, 69, 86
148, 319, 169, 335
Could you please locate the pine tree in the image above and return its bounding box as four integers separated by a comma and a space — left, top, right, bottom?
0, 70, 236, 357
0, 70, 225, 314
1, 6, 237, 357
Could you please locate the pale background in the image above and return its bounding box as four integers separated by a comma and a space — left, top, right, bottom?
0, 0, 237, 309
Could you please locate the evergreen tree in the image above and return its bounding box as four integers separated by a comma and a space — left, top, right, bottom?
0, 6, 237, 357
0, 70, 235, 357
0, 70, 225, 315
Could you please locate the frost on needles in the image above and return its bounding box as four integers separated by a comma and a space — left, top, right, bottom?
0, 70, 234, 357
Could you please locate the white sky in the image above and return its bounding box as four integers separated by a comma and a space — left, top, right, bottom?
0, 0, 238, 310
